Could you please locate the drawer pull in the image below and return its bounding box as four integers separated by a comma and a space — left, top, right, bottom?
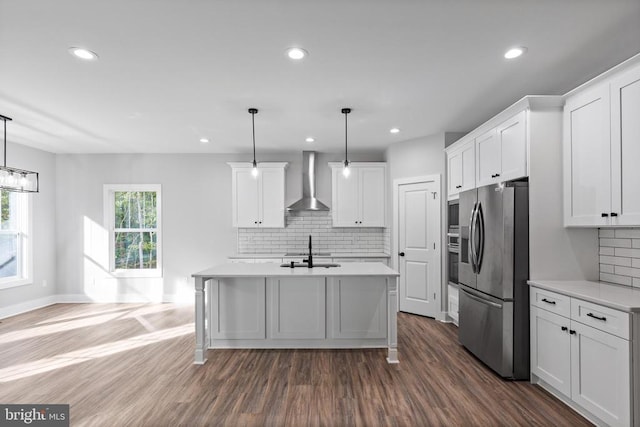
561, 326, 568, 332
541, 298, 556, 305
569, 330, 576, 335
587, 312, 607, 322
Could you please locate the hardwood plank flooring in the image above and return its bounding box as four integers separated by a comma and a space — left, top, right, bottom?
0, 304, 591, 426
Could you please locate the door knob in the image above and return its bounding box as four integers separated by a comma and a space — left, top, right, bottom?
398, 252, 405, 257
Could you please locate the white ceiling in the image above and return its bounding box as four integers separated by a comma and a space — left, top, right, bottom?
1, 0, 639, 155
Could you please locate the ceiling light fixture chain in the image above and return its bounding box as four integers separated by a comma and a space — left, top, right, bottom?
341, 108, 351, 177
249, 108, 259, 177
2, 114, 9, 168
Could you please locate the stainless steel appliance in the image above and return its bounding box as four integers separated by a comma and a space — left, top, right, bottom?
447, 225, 459, 285
458, 181, 529, 379
447, 200, 460, 285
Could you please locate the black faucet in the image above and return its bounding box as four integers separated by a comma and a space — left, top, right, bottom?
303, 235, 313, 268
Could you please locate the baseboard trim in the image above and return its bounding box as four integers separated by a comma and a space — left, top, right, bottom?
0, 294, 186, 319
0, 295, 58, 320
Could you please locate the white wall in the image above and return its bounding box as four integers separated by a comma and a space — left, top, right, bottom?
528, 110, 598, 280
384, 133, 447, 316
0, 142, 57, 315
55, 150, 383, 303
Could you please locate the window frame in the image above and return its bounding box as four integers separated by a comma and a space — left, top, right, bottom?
0, 191, 32, 289
104, 184, 162, 278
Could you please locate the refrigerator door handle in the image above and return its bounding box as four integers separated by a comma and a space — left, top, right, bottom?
469, 202, 478, 273
476, 202, 485, 272
461, 288, 503, 309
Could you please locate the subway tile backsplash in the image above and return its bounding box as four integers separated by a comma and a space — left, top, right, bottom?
237, 211, 388, 254
599, 228, 640, 288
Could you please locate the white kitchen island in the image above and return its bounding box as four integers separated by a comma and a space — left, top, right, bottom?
192, 262, 400, 365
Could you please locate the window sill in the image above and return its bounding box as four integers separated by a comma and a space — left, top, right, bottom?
110, 269, 163, 279
0, 278, 32, 290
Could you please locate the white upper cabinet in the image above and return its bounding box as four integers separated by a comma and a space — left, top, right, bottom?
445, 97, 548, 200
228, 163, 287, 228
611, 65, 640, 225
564, 60, 640, 226
476, 110, 527, 187
446, 139, 475, 198
330, 162, 386, 227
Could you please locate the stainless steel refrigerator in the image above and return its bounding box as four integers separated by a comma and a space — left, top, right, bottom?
458, 181, 529, 379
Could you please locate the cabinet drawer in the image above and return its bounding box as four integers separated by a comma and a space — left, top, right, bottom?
570, 299, 630, 340
530, 287, 571, 317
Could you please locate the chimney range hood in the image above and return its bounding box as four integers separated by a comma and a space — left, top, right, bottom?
287, 151, 329, 211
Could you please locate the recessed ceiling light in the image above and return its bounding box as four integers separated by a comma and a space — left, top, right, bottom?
68, 47, 99, 61
199, 138, 210, 143
390, 128, 400, 134
504, 47, 527, 59
286, 47, 308, 60
305, 137, 315, 143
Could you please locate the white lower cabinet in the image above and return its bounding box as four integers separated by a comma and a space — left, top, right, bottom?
328, 277, 387, 339
210, 276, 389, 345
211, 278, 266, 339
447, 284, 459, 326
530, 287, 633, 426
269, 277, 325, 339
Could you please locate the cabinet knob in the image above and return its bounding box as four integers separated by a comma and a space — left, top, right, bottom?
561, 326, 568, 332
601, 213, 609, 217
610, 212, 618, 217
259, 221, 262, 224
254, 221, 258, 224
569, 330, 576, 335
398, 252, 405, 257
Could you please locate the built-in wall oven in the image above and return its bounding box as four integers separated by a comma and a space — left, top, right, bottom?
447, 200, 459, 285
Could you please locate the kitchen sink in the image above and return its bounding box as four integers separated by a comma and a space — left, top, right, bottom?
284, 252, 332, 257
280, 262, 341, 268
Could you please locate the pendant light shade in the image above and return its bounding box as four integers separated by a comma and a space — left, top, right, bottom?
0, 115, 39, 193
341, 108, 351, 178
248, 108, 259, 177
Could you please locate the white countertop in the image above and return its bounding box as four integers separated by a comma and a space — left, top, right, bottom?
528, 280, 640, 313
228, 252, 390, 259
194, 262, 399, 278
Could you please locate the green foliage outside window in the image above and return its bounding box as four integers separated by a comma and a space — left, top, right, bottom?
114, 191, 157, 269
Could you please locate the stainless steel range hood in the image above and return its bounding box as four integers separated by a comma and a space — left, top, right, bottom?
287, 151, 330, 211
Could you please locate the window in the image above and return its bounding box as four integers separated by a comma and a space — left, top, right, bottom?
0, 190, 31, 288
104, 184, 162, 277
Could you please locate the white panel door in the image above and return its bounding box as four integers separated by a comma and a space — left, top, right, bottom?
498, 110, 527, 181
269, 277, 325, 339
611, 65, 640, 225
259, 167, 285, 228
564, 84, 611, 226
333, 167, 359, 226
570, 321, 630, 427
530, 306, 571, 397
359, 167, 385, 226
211, 278, 266, 339
234, 169, 259, 227
475, 128, 500, 187
398, 179, 440, 317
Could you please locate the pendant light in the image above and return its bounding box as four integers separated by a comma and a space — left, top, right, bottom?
0, 114, 39, 193
248, 108, 259, 177
341, 108, 351, 178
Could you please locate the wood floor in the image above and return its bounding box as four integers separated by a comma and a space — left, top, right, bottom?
0, 303, 591, 426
